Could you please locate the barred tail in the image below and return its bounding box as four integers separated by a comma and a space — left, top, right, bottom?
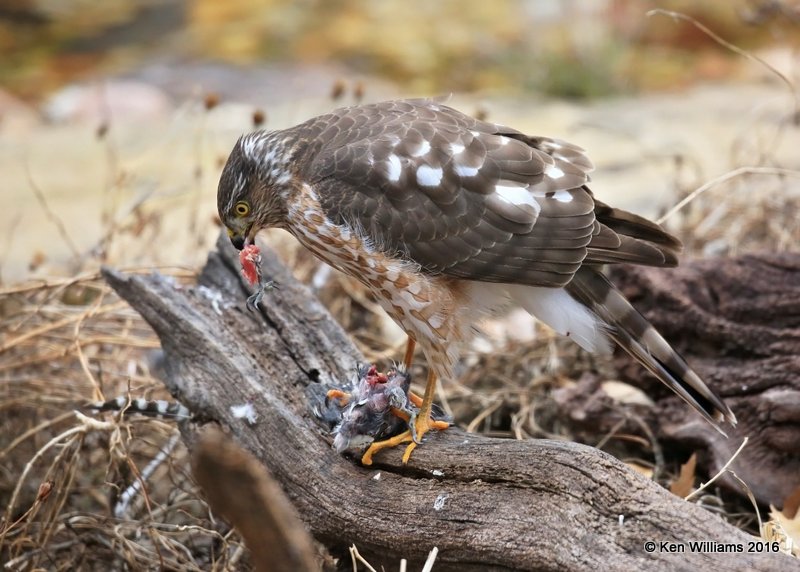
565, 267, 737, 433
86, 395, 191, 420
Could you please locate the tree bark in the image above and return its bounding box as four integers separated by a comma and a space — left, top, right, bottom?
101, 235, 797, 571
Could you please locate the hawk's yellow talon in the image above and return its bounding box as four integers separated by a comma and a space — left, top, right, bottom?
361, 369, 448, 465
361, 429, 414, 466
407, 391, 424, 408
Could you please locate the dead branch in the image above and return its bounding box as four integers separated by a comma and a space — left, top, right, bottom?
101, 235, 797, 571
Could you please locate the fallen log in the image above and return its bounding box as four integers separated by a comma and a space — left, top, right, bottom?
102, 235, 796, 571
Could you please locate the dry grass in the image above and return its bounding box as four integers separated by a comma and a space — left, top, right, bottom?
0, 272, 254, 570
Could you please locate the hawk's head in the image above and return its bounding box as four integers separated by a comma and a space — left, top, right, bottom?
217, 131, 296, 250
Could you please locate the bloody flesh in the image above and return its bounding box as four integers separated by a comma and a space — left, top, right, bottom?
239, 244, 261, 286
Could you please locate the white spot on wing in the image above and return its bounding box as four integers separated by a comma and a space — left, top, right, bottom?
416, 165, 443, 187
386, 154, 402, 182
552, 190, 573, 203
546, 165, 565, 179
494, 185, 541, 215
411, 140, 431, 157
449, 143, 465, 154
454, 164, 479, 177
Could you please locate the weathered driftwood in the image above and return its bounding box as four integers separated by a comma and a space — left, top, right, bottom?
612, 256, 800, 508
191, 426, 321, 572
102, 236, 797, 571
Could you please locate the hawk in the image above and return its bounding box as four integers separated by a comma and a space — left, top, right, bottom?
217, 99, 736, 464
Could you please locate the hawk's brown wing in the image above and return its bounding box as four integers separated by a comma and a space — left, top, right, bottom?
302, 99, 679, 287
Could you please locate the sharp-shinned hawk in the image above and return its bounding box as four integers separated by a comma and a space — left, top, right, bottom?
217, 98, 736, 464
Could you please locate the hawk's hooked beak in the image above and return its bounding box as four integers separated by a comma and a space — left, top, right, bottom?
228, 225, 255, 251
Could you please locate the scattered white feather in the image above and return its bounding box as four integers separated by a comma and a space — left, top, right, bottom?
433, 493, 447, 511
196, 285, 226, 315
230, 402, 259, 426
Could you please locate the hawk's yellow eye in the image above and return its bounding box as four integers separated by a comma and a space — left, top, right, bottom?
235, 201, 250, 216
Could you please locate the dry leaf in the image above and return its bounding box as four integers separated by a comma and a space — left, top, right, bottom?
670, 453, 697, 498
600, 380, 655, 407
766, 505, 800, 557
783, 484, 800, 519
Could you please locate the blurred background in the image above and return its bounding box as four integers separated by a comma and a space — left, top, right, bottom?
1, 0, 798, 282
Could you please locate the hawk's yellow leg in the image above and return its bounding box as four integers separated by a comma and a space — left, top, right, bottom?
402, 338, 425, 406
403, 338, 416, 370
361, 368, 449, 465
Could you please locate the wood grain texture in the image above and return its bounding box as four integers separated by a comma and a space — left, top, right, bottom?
101, 235, 797, 571
610, 256, 800, 508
